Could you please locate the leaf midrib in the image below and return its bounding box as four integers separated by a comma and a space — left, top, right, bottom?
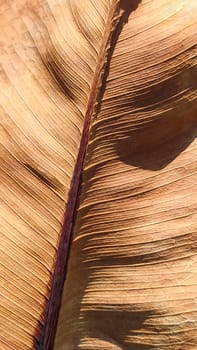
39, 2, 122, 349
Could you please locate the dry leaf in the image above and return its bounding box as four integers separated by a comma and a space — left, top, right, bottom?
0, 1, 197, 349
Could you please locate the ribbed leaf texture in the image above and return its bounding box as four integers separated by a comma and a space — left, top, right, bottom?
0, 0, 197, 349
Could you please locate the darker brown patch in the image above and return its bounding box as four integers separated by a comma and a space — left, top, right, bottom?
80, 306, 154, 350
22, 163, 60, 190
46, 58, 76, 101
115, 106, 196, 170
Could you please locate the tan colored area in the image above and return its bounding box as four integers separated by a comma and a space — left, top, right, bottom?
0, 0, 113, 348
55, 1, 197, 349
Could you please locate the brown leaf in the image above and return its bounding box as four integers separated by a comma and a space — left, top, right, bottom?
0, 1, 197, 350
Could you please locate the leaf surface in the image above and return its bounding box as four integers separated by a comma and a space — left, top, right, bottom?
0, 1, 197, 350
55, 1, 197, 349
